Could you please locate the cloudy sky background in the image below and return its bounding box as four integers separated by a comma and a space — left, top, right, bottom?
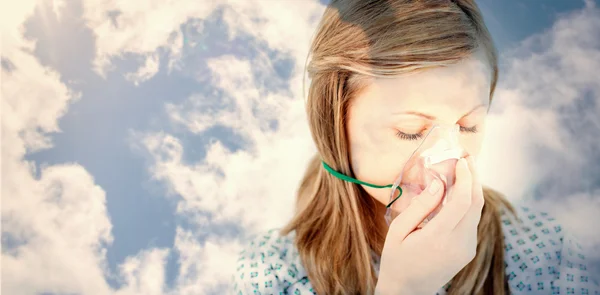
2, 0, 600, 294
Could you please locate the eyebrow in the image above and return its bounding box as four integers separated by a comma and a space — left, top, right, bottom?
395, 104, 487, 120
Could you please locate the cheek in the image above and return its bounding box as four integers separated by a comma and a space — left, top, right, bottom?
460, 128, 486, 157
349, 132, 414, 183
349, 132, 414, 206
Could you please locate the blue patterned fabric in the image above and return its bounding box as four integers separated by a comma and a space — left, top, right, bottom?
232, 206, 600, 294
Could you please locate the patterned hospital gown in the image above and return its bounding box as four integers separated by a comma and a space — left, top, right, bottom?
232, 206, 600, 294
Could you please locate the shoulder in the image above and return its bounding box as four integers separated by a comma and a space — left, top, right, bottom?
500, 205, 600, 295
232, 228, 316, 295
500, 205, 564, 253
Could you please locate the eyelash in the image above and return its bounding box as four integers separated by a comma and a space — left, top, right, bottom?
396, 125, 478, 141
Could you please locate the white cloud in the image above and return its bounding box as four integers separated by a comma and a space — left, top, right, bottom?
51, 0, 67, 21
1, 1, 114, 293
81, 0, 324, 81
169, 228, 242, 294
3, 0, 320, 294
81, 0, 221, 78
218, 1, 324, 63
125, 53, 160, 86
1, 165, 114, 295
132, 2, 324, 292
1, 2, 170, 294
480, 4, 600, 257
479, 103, 568, 200
138, 1, 324, 233
114, 248, 170, 295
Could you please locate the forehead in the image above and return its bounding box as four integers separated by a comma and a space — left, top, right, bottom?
355, 50, 492, 118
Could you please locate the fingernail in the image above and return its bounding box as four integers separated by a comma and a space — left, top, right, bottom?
428, 179, 441, 194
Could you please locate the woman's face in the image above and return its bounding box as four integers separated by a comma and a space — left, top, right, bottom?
346, 50, 492, 214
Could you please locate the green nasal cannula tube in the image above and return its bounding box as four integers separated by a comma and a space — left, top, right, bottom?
321, 161, 402, 208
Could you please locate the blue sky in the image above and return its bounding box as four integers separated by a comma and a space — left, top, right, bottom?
2, 0, 600, 294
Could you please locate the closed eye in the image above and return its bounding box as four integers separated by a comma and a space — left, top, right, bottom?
460, 125, 478, 133
396, 125, 478, 141
396, 131, 424, 141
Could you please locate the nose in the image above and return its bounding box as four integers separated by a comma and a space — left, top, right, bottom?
420, 124, 464, 188
397, 124, 466, 195
426, 157, 459, 188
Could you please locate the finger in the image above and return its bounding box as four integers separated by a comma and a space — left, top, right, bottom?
450, 155, 485, 236
423, 158, 472, 237
386, 178, 445, 242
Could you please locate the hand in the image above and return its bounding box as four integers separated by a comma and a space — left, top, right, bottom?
375, 156, 484, 295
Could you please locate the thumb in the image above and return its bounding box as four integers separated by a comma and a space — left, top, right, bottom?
386, 178, 445, 242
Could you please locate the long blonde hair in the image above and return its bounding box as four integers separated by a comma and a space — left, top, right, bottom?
281, 0, 516, 294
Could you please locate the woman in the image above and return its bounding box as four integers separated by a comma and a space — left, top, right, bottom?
233, 0, 600, 294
